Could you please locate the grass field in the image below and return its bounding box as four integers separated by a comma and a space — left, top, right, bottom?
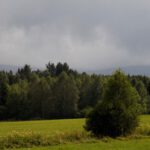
0, 115, 150, 149
0, 118, 84, 137
0, 115, 149, 137
17, 139, 150, 150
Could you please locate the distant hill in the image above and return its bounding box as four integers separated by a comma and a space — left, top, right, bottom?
0, 64, 38, 73
0, 64, 19, 72
122, 66, 150, 76
1, 64, 150, 76
87, 66, 150, 76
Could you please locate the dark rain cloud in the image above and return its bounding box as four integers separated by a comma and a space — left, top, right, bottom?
0, 0, 150, 70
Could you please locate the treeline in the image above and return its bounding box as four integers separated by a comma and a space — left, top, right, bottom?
0, 62, 150, 120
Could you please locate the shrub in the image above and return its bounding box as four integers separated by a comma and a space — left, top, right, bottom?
85, 70, 141, 137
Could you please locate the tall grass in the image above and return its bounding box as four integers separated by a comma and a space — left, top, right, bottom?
1, 127, 150, 149
0, 131, 94, 149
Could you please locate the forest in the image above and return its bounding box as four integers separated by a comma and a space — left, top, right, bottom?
0, 62, 150, 120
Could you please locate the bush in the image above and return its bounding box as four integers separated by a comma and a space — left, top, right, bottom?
79, 107, 93, 117
85, 70, 141, 137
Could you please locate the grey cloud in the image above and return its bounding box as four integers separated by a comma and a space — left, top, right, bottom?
0, 0, 150, 70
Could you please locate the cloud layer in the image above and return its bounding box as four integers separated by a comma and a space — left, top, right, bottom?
0, 0, 150, 70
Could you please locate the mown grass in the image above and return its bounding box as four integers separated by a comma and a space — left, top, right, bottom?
0, 115, 150, 149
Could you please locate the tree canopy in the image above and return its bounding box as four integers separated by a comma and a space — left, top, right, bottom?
85, 70, 141, 137
0, 63, 149, 120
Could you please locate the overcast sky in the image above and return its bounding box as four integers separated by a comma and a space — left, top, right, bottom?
0, 0, 150, 71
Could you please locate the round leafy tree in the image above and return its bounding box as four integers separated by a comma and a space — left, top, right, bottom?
85, 70, 141, 137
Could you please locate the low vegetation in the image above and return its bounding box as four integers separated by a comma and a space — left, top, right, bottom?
0, 116, 148, 149
0, 131, 91, 149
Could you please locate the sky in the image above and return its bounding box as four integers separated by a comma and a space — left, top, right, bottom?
0, 0, 150, 71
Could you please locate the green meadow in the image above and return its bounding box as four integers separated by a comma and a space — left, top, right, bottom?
0, 118, 84, 137
17, 139, 150, 150
0, 115, 150, 149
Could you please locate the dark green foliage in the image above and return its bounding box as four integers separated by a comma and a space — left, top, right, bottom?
46, 62, 56, 76
133, 80, 148, 113
130, 76, 150, 113
0, 82, 8, 105
56, 62, 69, 76
53, 72, 79, 118
7, 81, 30, 120
0, 81, 8, 120
85, 70, 141, 137
0, 62, 149, 120
78, 74, 92, 110
17, 65, 32, 81
28, 77, 54, 119
46, 62, 77, 77
78, 74, 105, 117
